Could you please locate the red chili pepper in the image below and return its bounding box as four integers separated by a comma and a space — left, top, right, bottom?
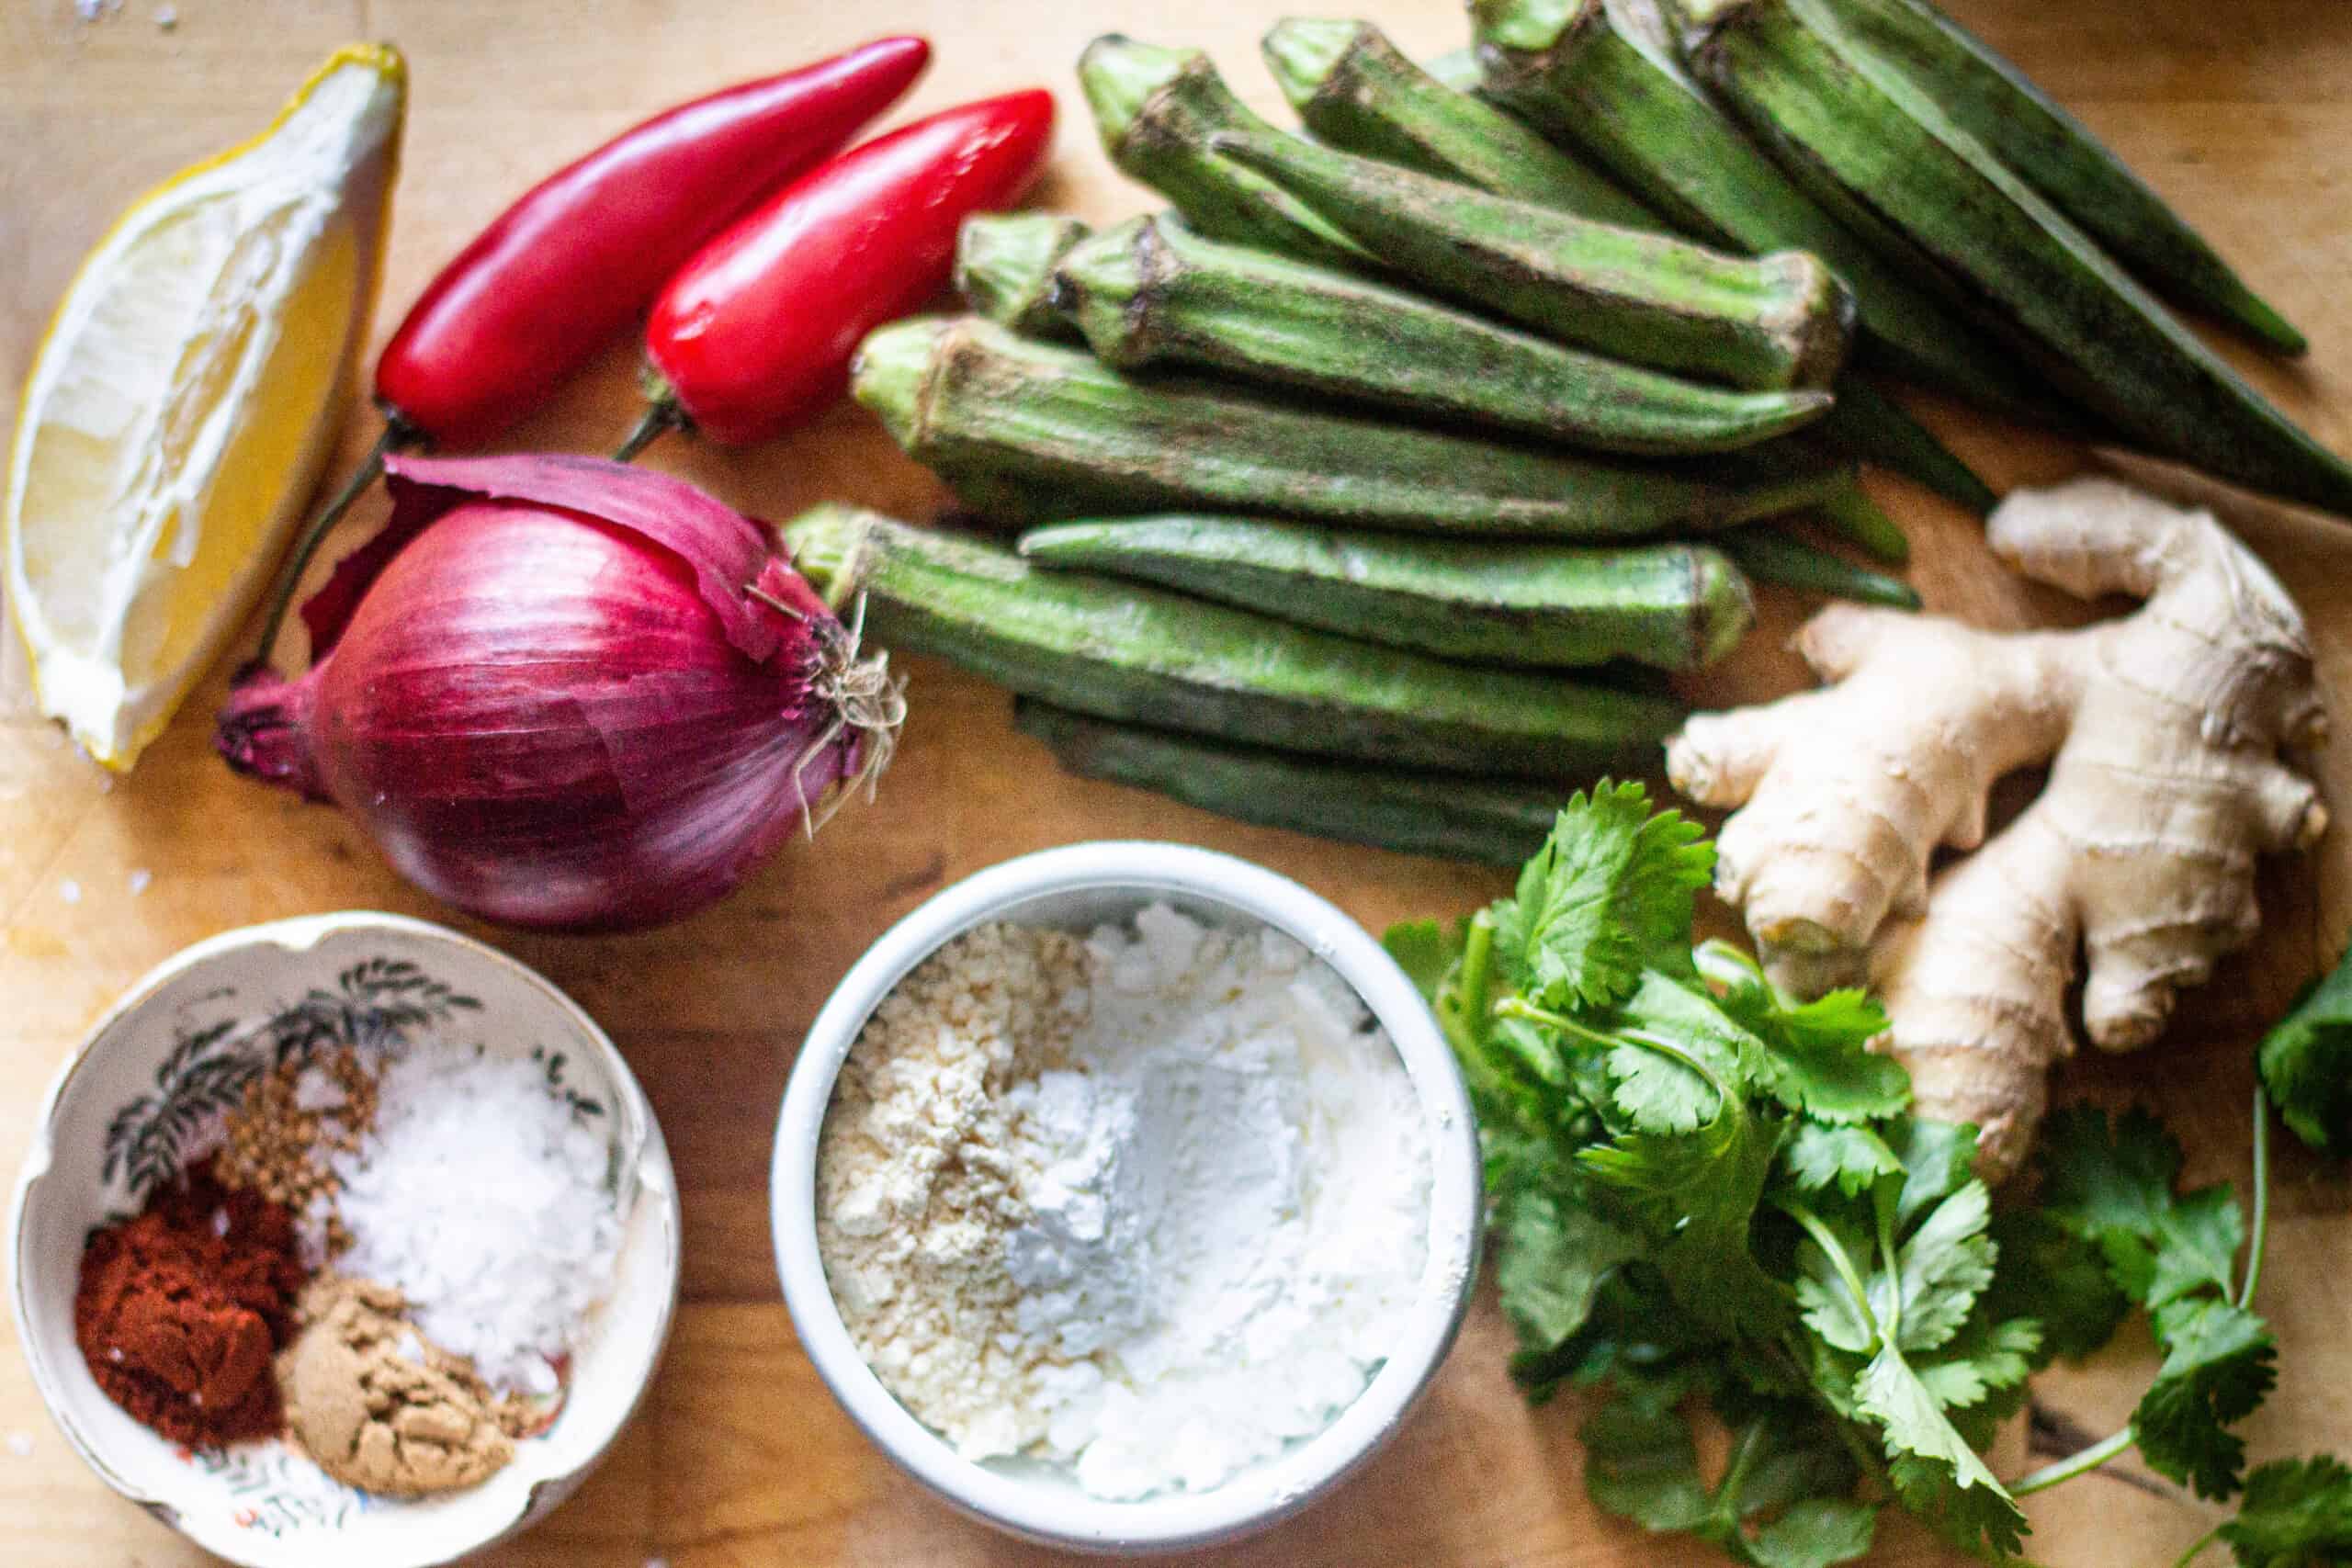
247, 37, 930, 670
623, 88, 1056, 453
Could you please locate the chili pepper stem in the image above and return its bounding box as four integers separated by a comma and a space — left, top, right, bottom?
244, 418, 418, 677
612, 398, 686, 462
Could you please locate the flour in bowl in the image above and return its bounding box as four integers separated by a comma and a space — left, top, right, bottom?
815, 903, 1431, 1499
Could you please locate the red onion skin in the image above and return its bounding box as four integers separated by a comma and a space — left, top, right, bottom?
220, 456, 862, 931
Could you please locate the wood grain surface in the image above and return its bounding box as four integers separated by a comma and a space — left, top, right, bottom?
6, 2, 2352, 1563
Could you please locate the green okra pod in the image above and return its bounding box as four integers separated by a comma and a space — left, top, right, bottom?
784, 506, 1681, 777
1421, 49, 1489, 95
956, 213, 1091, 340
1210, 126, 1853, 391
1471, 0, 2057, 423
1053, 214, 1833, 455
1818, 375, 1995, 518
1812, 0, 2303, 355
851, 315, 1859, 536
1806, 476, 1911, 564
1079, 34, 1367, 273
1017, 514, 1754, 669
1718, 525, 1920, 607
1016, 700, 1565, 867
1261, 17, 1657, 230
1678, 0, 2352, 516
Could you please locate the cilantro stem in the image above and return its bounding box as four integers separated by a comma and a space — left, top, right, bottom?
1460, 911, 1496, 1029
2167, 1521, 2224, 1568
1779, 1200, 1875, 1347
1493, 998, 1735, 1107
1873, 1200, 1905, 1350
2009, 1426, 2137, 1495
1714, 1416, 1770, 1522
2240, 1080, 2270, 1311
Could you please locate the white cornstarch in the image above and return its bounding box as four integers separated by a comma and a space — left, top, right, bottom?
325, 1048, 623, 1394
817, 904, 1431, 1500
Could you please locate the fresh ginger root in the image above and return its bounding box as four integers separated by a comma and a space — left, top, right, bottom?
1668, 478, 2327, 1178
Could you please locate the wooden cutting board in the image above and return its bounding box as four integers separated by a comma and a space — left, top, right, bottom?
6, 2, 2352, 1562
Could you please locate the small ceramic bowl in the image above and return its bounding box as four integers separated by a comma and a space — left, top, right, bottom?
8, 911, 680, 1568
772, 841, 1484, 1554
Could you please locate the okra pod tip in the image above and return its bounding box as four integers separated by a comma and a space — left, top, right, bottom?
1261, 17, 1370, 109
781, 502, 886, 613
956, 212, 1091, 334
1079, 34, 1198, 152
848, 316, 947, 453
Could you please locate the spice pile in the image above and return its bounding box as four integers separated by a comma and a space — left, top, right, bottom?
74, 1038, 623, 1498
817, 905, 1431, 1499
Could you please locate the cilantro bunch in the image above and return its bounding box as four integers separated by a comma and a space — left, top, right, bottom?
1386, 783, 2352, 1567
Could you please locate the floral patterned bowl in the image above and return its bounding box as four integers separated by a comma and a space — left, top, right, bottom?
7, 912, 681, 1568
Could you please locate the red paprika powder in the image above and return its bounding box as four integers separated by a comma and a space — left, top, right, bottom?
74, 1161, 308, 1446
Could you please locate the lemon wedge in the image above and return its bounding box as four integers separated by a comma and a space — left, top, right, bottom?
6, 43, 405, 769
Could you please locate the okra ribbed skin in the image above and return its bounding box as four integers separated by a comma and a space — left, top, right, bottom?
1079, 35, 1366, 273
1053, 215, 1833, 455
782, 506, 1682, 777
1812, 0, 2304, 355
1015, 700, 1564, 866
1816, 376, 1993, 518
851, 315, 1857, 536
1681, 0, 2352, 516
1718, 525, 1919, 607
1212, 127, 1852, 392
1261, 17, 1657, 230
1471, 0, 2053, 422
956, 213, 1091, 340
1017, 514, 1754, 669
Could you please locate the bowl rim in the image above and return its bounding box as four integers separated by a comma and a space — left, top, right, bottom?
769, 840, 1485, 1554
6, 909, 684, 1568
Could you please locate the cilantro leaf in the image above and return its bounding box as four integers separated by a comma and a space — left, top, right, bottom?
1606, 972, 1769, 1134
1495, 1179, 1641, 1355
1885, 1118, 1979, 1232
1582, 1082, 1788, 1341
1888, 1181, 1996, 1354
2136, 1296, 2278, 1499
1582, 1391, 1714, 1534
1587, 1386, 1874, 1568
1780, 1122, 1902, 1199
2222, 1456, 2352, 1566
1747, 1498, 1877, 1568
1885, 1450, 2030, 1562
1493, 782, 1713, 1011
1856, 1343, 2026, 1556
2037, 1104, 2183, 1247
2258, 942, 2352, 1155
1792, 1211, 1878, 1356
1912, 1316, 2041, 1411
2146, 1184, 2247, 1311
1700, 948, 1908, 1124
1981, 1209, 2128, 1362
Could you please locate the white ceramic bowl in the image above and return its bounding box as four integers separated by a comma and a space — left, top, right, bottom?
8, 911, 681, 1568
771, 842, 1484, 1554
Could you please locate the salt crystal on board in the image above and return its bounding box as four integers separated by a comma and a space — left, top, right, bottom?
127, 868, 152, 896
57, 879, 80, 905
5, 1431, 31, 1458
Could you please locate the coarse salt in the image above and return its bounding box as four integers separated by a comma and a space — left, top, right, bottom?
326, 1047, 621, 1393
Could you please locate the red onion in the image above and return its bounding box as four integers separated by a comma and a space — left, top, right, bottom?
218, 453, 900, 931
